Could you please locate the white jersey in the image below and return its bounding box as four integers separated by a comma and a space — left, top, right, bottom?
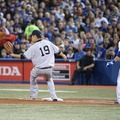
24, 39, 60, 68
94, 17, 108, 27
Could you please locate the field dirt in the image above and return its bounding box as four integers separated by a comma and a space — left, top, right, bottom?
0, 98, 117, 106
0, 84, 118, 105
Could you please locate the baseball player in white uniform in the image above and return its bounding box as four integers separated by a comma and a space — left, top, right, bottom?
10, 30, 67, 101
106, 41, 120, 104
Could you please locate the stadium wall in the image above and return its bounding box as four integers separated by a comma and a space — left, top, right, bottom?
0, 59, 119, 85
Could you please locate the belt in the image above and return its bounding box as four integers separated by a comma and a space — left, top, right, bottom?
40, 66, 52, 69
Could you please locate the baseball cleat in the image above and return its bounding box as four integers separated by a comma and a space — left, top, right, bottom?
53, 99, 58, 102
30, 96, 36, 100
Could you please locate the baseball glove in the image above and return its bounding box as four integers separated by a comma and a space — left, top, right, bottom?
3, 41, 13, 54
0, 34, 16, 46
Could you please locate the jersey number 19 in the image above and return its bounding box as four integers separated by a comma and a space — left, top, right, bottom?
39, 45, 50, 56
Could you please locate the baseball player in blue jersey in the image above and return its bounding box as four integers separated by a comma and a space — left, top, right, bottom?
10, 30, 67, 101
106, 41, 120, 104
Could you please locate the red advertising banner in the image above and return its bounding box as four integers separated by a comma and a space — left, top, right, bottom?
24, 62, 76, 82
0, 60, 76, 83
0, 61, 23, 81
23, 62, 33, 81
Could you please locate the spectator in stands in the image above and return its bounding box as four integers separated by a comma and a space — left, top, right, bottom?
94, 11, 109, 28
74, 42, 86, 61
54, 37, 62, 48
87, 36, 96, 57
0, 12, 6, 23
96, 41, 106, 60
24, 19, 39, 41
94, 25, 103, 45
64, 6, 72, 21
79, 31, 87, 43
99, 20, 109, 34
111, 33, 119, 55
60, 30, 67, 43
66, 46, 75, 60
0, 0, 119, 63
55, 7, 65, 21
0, 48, 12, 58
66, 29, 74, 42
103, 33, 111, 49
68, 40, 76, 53
36, 19, 44, 32
75, 20, 86, 33
116, 22, 120, 37
72, 32, 80, 51
51, 28, 61, 44
41, 12, 51, 27
58, 21, 66, 33
13, 42, 22, 54
0, 21, 10, 35
106, 47, 115, 60
63, 37, 70, 52
65, 21, 77, 34
70, 44, 95, 85
55, 44, 66, 59
20, 40, 28, 53
87, 36, 96, 48
83, 2, 95, 18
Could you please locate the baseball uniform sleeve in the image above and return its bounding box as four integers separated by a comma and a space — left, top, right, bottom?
23, 46, 34, 59
50, 42, 60, 54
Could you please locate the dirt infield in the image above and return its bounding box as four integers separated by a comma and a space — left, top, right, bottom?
0, 84, 117, 105
0, 98, 117, 106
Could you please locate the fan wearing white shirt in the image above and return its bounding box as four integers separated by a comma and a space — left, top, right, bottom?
94, 11, 109, 28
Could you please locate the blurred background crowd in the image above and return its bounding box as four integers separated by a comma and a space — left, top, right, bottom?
0, 0, 120, 61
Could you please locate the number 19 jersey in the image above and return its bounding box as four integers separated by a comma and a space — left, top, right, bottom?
24, 40, 60, 68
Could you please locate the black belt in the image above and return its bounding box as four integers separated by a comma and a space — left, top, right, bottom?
40, 66, 52, 69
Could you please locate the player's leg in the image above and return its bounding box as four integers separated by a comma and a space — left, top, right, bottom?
45, 68, 58, 100
47, 77, 58, 100
116, 69, 120, 103
30, 68, 39, 99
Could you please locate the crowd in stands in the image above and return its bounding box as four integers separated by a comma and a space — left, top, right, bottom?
0, 0, 120, 62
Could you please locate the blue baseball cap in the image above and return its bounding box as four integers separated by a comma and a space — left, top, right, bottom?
84, 43, 92, 51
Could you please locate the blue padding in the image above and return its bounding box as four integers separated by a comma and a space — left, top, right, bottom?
93, 60, 120, 85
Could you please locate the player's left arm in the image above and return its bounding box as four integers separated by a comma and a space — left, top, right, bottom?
10, 53, 21, 58
10, 53, 27, 59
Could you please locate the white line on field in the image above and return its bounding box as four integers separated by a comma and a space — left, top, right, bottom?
0, 88, 77, 93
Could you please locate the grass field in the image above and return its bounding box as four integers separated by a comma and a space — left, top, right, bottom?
0, 84, 120, 120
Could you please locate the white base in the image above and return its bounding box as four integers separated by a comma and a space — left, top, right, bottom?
41, 97, 64, 102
